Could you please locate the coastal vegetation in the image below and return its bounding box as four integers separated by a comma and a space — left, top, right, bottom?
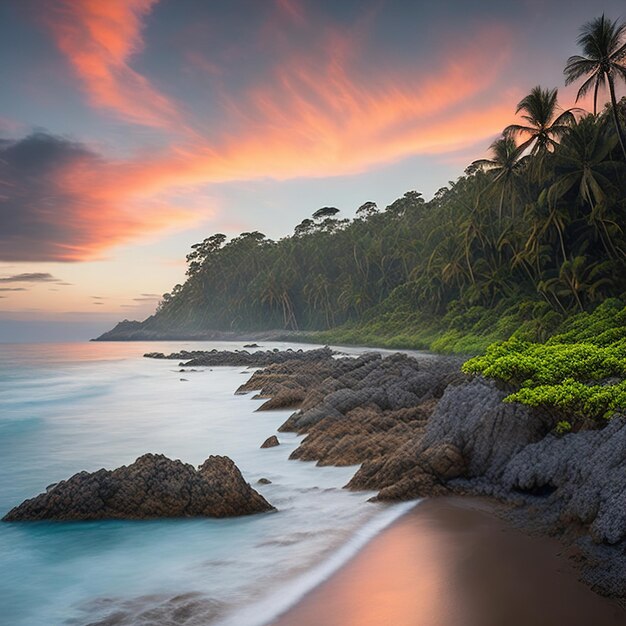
110, 15, 626, 423
148, 90, 626, 346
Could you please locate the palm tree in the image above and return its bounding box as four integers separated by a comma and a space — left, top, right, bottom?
548, 115, 626, 259
504, 87, 577, 160
471, 135, 525, 222
564, 14, 626, 159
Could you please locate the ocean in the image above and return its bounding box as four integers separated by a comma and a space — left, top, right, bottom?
0, 341, 414, 626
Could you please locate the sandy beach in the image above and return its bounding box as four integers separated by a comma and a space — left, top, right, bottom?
270, 497, 626, 626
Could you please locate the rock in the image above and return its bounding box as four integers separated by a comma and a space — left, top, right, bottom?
502, 417, 626, 545
261, 436, 280, 448
145, 347, 336, 368
376, 467, 448, 500
243, 343, 259, 348
420, 378, 552, 478
234, 345, 626, 598
282, 353, 465, 432
258, 388, 305, 410
257, 478, 272, 485
348, 378, 547, 498
3, 454, 274, 521
421, 442, 466, 479
289, 405, 430, 467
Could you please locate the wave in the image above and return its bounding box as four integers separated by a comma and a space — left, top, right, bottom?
215, 500, 419, 626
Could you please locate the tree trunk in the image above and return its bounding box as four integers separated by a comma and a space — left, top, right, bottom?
608, 76, 626, 160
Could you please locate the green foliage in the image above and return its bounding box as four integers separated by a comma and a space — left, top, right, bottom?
555, 420, 572, 435
462, 300, 626, 422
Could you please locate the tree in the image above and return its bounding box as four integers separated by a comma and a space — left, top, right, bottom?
356, 201, 378, 218
471, 135, 525, 222
185, 233, 226, 276
547, 115, 625, 259
294, 218, 315, 236
504, 86, 577, 162
312, 206, 340, 220
564, 14, 626, 159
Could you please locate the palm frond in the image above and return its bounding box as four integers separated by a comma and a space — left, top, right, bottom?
574, 73, 600, 101
503, 124, 535, 137
564, 56, 598, 83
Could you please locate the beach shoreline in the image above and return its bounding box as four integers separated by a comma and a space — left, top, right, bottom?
142, 343, 626, 604
268, 497, 626, 626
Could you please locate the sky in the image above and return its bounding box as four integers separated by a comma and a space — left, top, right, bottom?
1, 0, 625, 340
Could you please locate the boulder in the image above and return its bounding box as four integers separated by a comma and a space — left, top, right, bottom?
260, 436, 280, 448
3, 453, 274, 521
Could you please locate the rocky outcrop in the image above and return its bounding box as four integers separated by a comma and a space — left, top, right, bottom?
283, 353, 464, 432
357, 379, 626, 597
502, 417, 626, 545
242, 353, 625, 598
349, 378, 551, 498
145, 346, 335, 368
290, 405, 431, 467
3, 454, 274, 521
261, 436, 280, 448
420, 378, 553, 477
241, 351, 464, 472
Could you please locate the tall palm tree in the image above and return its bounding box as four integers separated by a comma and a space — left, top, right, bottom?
504, 86, 577, 159
564, 14, 626, 159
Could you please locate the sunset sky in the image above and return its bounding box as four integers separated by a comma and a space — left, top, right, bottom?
1, 0, 624, 340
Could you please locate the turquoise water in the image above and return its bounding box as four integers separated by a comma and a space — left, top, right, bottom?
0, 341, 411, 625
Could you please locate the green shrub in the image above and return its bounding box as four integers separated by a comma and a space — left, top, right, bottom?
462, 300, 626, 423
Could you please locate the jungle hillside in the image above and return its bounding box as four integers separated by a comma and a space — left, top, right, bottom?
102, 15, 626, 357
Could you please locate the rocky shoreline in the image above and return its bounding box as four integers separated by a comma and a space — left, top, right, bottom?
227, 346, 625, 599
7, 345, 624, 600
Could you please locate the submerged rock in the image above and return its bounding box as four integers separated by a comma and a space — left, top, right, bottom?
3, 453, 274, 521
260, 436, 280, 448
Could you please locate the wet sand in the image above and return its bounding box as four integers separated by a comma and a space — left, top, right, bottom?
270, 498, 626, 626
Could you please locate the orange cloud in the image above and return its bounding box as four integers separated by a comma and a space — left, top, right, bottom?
44, 0, 179, 128
23, 5, 523, 262
88, 23, 519, 197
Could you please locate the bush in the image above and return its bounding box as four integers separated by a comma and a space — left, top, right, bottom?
462, 300, 626, 422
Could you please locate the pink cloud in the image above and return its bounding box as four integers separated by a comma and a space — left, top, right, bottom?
13, 4, 527, 263
43, 0, 180, 128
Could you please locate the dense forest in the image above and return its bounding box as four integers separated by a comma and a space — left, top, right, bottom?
144, 93, 626, 346
125, 15, 626, 356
